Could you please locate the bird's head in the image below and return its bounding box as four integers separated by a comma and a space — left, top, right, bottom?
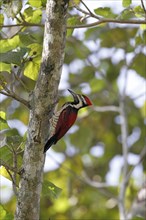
68, 89, 92, 109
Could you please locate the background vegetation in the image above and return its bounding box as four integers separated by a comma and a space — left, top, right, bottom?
0, 0, 146, 219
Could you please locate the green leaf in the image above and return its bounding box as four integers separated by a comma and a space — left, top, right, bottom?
100, 27, 137, 49
4, 0, 22, 18
140, 24, 146, 30
24, 56, 41, 81
0, 49, 27, 65
31, 9, 42, 23
19, 33, 37, 46
0, 145, 12, 167
0, 135, 23, 178
23, 43, 42, 80
0, 36, 20, 53
0, 63, 11, 73
119, 8, 135, 20
11, 0, 22, 17
24, 7, 42, 23
0, 14, 4, 26
41, 0, 47, 7
0, 74, 7, 90
135, 31, 146, 45
94, 7, 116, 18
0, 111, 10, 131
134, 5, 145, 18
0, 205, 13, 220
0, 166, 12, 181
28, 0, 42, 7
122, 0, 132, 7
67, 16, 80, 37
0, 111, 6, 120
42, 181, 62, 199
140, 102, 146, 118
69, 0, 80, 6
0, 205, 7, 220
130, 53, 146, 77
27, 43, 42, 56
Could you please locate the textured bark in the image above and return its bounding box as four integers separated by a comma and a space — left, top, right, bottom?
15, 1, 69, 219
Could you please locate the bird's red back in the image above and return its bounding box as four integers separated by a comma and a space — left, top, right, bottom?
54, 106, 78, 142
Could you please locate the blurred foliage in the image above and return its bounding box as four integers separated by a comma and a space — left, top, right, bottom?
0, 0, 146, 220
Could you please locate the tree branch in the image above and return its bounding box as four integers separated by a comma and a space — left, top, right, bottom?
0, 22, 44, 28
94, 105, 120, 112
0, 78, 30, 108
0, 159, 19, 174
118, 69, 129, 219
80, 0, 99, 19
46, 153, 117, 200
0, 90, 30, 108
141, 0, 146, 18
15, 0, 69, 219
0, 19, 145, 30
67, 19, 146, 29
118, 96, 129, 220
125, 147, 146, 185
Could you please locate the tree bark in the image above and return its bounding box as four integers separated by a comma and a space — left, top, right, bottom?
15, 0, 69, 219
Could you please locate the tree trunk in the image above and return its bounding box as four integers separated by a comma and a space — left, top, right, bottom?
15, 0, 69, 219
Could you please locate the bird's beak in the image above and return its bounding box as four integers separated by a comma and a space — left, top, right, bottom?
68, 89, 79, 102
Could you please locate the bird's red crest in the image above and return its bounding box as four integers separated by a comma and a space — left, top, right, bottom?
84, 95, 92, 106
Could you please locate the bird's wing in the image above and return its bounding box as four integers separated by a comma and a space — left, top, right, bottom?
55, 107, 77, 140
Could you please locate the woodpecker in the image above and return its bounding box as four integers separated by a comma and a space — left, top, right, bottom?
44, 89, 92, 153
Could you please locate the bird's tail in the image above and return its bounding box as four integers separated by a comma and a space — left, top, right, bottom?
44, 135, 56, 153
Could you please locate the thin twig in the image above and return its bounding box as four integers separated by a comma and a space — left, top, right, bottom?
132, 92, 145, 100
6, 167, 18, 196
0, 19, 146, 29
1, 158, 19, 195
0, 90, 30, 108
125, 147, 146, 184
80, 0, 99, 19
67, 19, 146, 29
12, 66, 30, 92
11, 144, 19, 196
0, 159, 19, 174
0, 79, 30, 108
141, 0, 146, 18
94, 106, 120, 112
19, 12, 27, 23
118, 58, 129, 220
0, 22, 44, 28
74, 4, 91, 16
46, 153, 117, 199
118, 96, 129, 220
82, 171, 118, 199
82, 171, 112, 188
15, 15, 22, 24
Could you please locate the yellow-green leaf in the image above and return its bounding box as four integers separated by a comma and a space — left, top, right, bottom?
0, 35, 20, 53
24, 7, 42, 23
0, 166, 11, 181
27, 43, 42, 56
122, 0, 131, 8
0, 111, 10, 131
140, 102, 146, 118
0, 111, 6, 120
94, 7, 116, 18
24, 57, 41, 81
0, 63, 11, 73
28, 0, 42, 8
0, 14, 4, 26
